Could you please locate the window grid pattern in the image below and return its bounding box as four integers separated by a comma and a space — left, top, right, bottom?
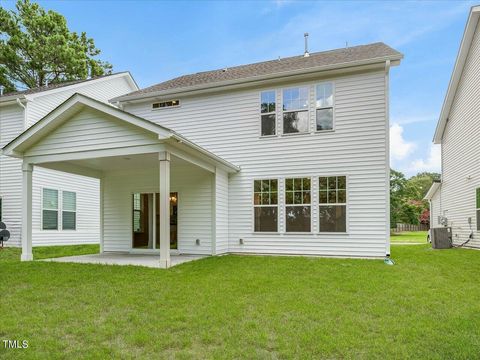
319, 176, 347, 233
285, 178, 311, 233
254, 179, 278, 232
319, 176, 346, 205
254, 179, 278, 206
260, 90, 276, 136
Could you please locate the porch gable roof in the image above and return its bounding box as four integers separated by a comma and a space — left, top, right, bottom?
1, 93, 240, 173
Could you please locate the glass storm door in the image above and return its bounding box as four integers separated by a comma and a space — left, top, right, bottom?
132, 193, 178, 250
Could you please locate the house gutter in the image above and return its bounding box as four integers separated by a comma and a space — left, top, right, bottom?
112, 54, 403, 104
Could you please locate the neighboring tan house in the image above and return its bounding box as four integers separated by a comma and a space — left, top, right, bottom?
2, 42, 402, 267
426, 6, 480, 247
0, 72, 138, 246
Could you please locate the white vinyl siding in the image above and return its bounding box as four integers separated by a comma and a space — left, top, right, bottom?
0, 104, 25, 246
25, 108, 158, 157
124, 70, 389, 257
103, 164, 213, 254
26, 75, 135, 127
32, 167, 99, 245
0, 75, 136, 247
440, 20, 480, 247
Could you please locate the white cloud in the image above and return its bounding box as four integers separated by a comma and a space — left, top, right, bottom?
390, 123, 416, 161
410, 144, 441, 173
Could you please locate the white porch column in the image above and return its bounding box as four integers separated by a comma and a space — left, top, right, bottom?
159, 151, 171, 269
21, 162, 33, 261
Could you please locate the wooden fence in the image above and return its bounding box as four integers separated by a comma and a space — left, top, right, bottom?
393, 223, 429, 232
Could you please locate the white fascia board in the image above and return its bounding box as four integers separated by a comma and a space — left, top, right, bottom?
434, 6, 480, 144
112, 55, 403, 104
2, 93, 172, 157
23, 72, 137, 100
424, 182, 441, 200
0, 96, 27, 107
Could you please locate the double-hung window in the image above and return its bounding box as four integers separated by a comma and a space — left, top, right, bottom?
476, 188, 480, 231
62, 191, 76, 230
285, 178, 311, 232
316, 83, 334, 131
282, 87, 309, 134
319, 176, 347, 232
42, 189, 59, 230
260, 91, 276, 136
254, 179, 278, 232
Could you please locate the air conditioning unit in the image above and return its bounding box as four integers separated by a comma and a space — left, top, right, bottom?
431, 227, 452, 249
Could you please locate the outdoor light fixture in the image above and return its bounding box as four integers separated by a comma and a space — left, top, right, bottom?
195, 239, 200, 245
239, 238, 244, 245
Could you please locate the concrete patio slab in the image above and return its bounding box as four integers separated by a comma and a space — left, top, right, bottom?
42, 253, 208, 268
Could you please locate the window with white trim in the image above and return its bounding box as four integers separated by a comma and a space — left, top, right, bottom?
62, 191, 76, 230
285, 177, 311, 232
319, 176, 346, 232
476, 188, 480, 231
260, 90, 276, 136
316, 83, 334, 131
42, 188, 58, 230
283, 87, 309, 134
254, 179, 278, 232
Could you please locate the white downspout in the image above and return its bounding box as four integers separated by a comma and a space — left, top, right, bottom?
385, 60, 391, 256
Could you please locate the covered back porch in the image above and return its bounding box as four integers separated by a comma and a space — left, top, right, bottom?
2, 93, 238, 268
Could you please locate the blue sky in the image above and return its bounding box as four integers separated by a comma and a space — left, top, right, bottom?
2, 0, 476, 177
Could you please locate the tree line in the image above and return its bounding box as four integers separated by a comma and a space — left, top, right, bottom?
390, 170, 440, 228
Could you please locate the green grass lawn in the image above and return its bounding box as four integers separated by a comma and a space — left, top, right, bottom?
1, 244, 479, 359
391, 231, 428, 243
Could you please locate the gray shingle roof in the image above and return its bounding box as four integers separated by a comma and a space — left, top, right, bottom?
0, 72, 128, 98
122, 42, 402, 99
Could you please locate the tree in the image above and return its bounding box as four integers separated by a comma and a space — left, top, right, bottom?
0, 0, 112, 92
390, 169, 408, 227
390, 170, 441, 228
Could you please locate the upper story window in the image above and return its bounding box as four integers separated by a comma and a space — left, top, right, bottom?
285, 177, 311, 232
316, 83, 334, 131
152, 100, 180, 109
260, 91, 276, 136
282, 87, 309, 134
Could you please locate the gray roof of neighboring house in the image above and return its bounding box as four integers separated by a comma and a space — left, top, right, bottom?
0, 72, 134, 102
118, 42, 402, 100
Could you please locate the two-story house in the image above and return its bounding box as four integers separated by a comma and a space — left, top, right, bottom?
0, 72, 138, 246
2, 42, 402, 267
426, 6, 480, 247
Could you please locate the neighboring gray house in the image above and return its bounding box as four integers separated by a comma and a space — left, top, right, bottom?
2, 42, 402, 267
0, 72, 138, 246
426, 6, 480, 247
